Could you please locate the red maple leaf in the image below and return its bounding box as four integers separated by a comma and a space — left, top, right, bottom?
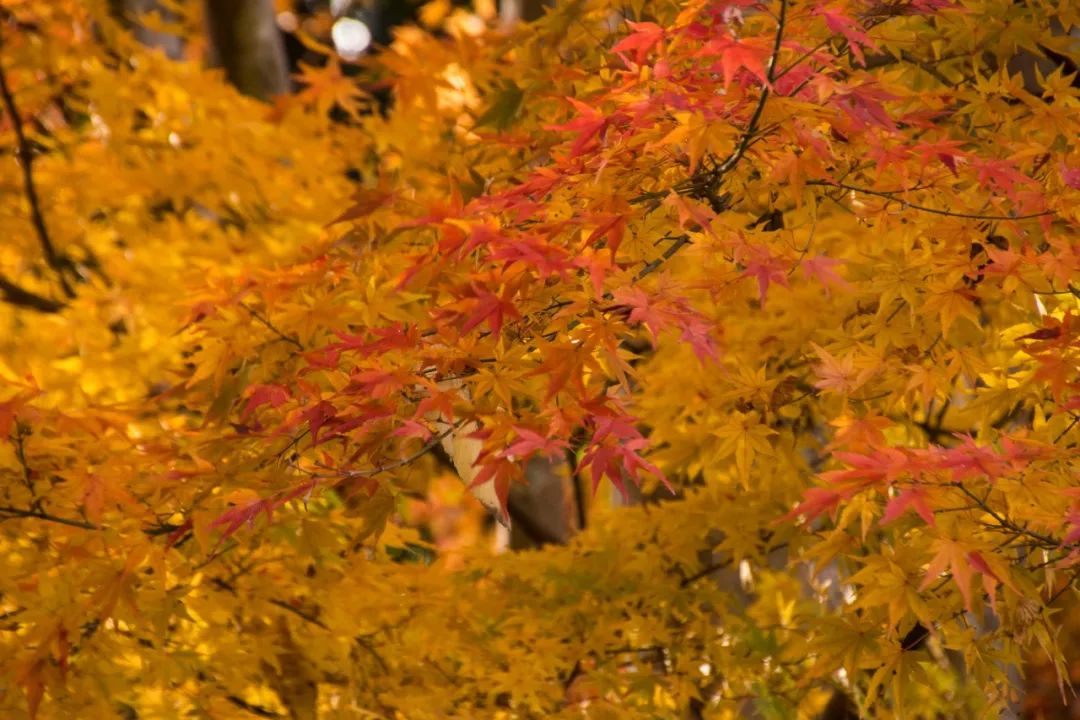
800, 254, 850, 296
612, 21, 665, 66
740, 245, 789, 305
695, 36, 768, 87
1059, 162, 1080, 190
242, 384, 291, 419
881, 487, 936, 526
814, 6, 877, 65
546, 98, 615, 158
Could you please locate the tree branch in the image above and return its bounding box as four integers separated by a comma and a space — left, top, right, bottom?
338, 424, 459, 480
0, 273, 65, 312
807, 180, 1053, 221
240, 302, 304, 351
0, 505, 98, 530
949, 483, 1063, 548
633, 234, 692, 283
0, 54, 74, 297
226, 695, 281, 718
712, 0, 787, 177
268, 598, 328, 630
680, 558, 733, 588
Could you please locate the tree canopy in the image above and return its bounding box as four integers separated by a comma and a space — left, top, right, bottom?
2, 0, 1080, 718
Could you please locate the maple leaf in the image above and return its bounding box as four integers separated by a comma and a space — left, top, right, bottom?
9, 1, 1080, 715
462, 286, 519, 336
1059, 162, 1080, 190
969, 157, 1035, 198
211, 498, 271, 541
881, 487, 936, 526
833, 81, 900, 130
828, 413, 893, 451
500, 426, 568, 461
800, 254, 850, 296
739, 245, 789, 305
919, 538, 1017, 613
464, 453, 514, 527
546, 97, 614, 158
609, 284, 718, 360
393, 418, 434, 440
780, 487, 845, 523
612, 21, 665, 66
328, 188, 395, 226
293, 59, 369, 119
810, 343, 877, 395
303, 400, 338, 444
242, 383, 291, 418
488, 235, 575, 276
663, 192, 715, 234
1018, 326, 1062, 342
580, 412, 668, 496
814, 6, 877, 65
584, 213, 627, 254
965, 549, 1016, 612
711, 411, 776, 488
920, 538, 977, 610
610, 286, 663, 340
208, 482, 314, 545
912, 138, 967, 175
695, 36, 768, 87
573, 247, 616, 297
1063, 506, 1080, 545
81, 472, 139, 525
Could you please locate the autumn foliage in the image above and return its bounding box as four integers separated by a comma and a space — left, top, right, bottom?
2, 0, 1080, 717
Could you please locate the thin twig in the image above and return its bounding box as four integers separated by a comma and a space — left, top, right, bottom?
0, 505, 97, 530
1052, 414, 1079, 444
1046, 566, 1080, 607
225, 695, 281, 718
713, 0, 787, 176
0, 273, 65, 312
268, 598, 329, 629
633, 234, 692, 282
355, 635, 390, 674
13, 423, 34, 493
240, 302, 304, 351
807, 180, 1052, 221
629, 1, 786, 205
0, 55, 74, 297
339, 423, 458, 479
950, 483, 1061, 548
680, 558, 732, 588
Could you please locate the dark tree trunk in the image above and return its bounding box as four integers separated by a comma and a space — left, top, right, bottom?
508, 458, 571, 549
204, 0, 290, 101
500, 0, 548, 26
